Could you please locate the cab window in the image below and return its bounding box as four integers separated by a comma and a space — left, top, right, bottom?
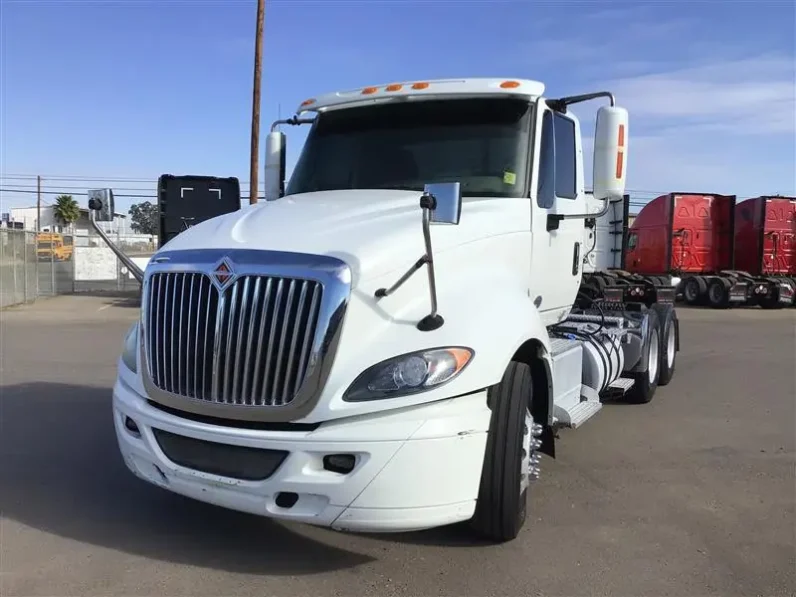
536, 110, 577, 207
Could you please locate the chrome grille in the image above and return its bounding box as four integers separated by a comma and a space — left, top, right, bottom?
145, 271, 323, 406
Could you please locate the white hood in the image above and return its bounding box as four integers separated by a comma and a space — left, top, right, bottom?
158, 190, 527, 283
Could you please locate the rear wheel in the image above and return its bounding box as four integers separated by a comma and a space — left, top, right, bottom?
707, 278, 731, 309
470, 361, 541, 543
657, 309, 678, 386
683, 276, 706, 305
759, 288, 780, 310
624, 309, 661, 404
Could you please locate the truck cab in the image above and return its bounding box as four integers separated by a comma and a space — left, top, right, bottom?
101, 78, 679, 543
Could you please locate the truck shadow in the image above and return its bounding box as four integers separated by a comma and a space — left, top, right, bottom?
71, 290, 142, 308
0, 382, 373, 575
356, 523, 499, 547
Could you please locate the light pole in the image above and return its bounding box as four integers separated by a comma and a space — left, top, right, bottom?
249, 0, 265, 204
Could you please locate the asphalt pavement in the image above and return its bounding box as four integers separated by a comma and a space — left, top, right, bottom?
1, 296, 794, 597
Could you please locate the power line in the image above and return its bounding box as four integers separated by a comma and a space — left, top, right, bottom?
0, 187, 659, 211
0, 173, 676, 197
0, 188, 261, 203
1, 173, 160, 183
0, 179, 262, 191
0, 188, 156, 199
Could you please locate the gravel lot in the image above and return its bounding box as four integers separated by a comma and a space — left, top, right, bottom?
1, 296, 794, 597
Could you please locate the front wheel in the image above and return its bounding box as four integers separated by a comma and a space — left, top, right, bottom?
469, 361, 542, 543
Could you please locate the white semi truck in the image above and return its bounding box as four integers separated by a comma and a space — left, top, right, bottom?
98, 78, 680, 543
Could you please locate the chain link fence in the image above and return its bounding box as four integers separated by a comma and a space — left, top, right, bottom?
1, 228, 152, 309
1, 229, 38, 308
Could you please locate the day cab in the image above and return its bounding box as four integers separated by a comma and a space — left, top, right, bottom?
101, 78, 668, 544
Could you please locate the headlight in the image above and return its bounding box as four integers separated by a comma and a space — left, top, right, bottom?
343, 347, 473, 402
121, 322, 139, 372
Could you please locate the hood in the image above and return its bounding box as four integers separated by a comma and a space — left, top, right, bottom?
159, 190, 526, 283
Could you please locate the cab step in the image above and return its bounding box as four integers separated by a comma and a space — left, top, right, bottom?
601, 377, 635, 400
563, 400, 602, 428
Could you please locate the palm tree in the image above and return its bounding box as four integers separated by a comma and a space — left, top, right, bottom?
52, 194, 81, 231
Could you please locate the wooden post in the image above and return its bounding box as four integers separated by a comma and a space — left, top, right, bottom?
37, 175, 41, 231
249, 0, 265, 204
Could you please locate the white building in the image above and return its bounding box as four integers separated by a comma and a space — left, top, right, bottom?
7, 205, 129, 236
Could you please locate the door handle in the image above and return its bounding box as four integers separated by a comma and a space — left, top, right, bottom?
572, 242, 581, 275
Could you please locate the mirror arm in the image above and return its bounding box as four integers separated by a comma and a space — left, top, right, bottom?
88, 210, 145, 283
374, 191, 445, 332
374, 255, 429, 299
546, 197, 614, 232
547, 91, 615, 113
270, 116, 315, 132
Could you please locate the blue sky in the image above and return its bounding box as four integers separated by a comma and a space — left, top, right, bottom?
1, 0, 794, 217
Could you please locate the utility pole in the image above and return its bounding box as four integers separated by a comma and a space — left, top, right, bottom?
249, 0, 265, 204
37, 175, 41, 231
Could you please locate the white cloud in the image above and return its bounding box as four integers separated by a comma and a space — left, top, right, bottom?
523, 14, 694, 67
581, 131, 793, 201
576, 53, 795, 197
606, 54, 795, 135
532, 8, 795, 198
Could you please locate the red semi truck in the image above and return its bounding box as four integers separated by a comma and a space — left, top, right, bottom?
624, 192, 795, 309
732, 195, 796, 308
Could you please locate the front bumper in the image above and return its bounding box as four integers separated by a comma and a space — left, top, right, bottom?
113, 374, 491, 533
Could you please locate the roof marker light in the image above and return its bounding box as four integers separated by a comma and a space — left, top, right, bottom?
385, 83, 403, 92
361, 86, 378, 95
500, 80, 521, 89
300, 98, 316, 107
412, 82, 430, 89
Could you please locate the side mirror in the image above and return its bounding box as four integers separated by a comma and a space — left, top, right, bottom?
264, 131, 287, 201
423, 182, 462, 225
87, 188, 115, 222
593, 105, 628, 202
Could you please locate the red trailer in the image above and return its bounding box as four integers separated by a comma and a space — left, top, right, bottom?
624, 192, 748, 308
732, 195, 796, 308
578, 194, 679, 309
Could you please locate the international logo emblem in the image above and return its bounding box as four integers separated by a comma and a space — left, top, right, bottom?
212, 258, 234, 289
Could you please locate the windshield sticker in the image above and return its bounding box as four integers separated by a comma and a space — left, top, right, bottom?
503, 170, 517, 185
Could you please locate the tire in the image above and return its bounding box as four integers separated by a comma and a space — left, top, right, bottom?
683, 276, 706, 305
470, 361, 541, 543
706, 278, 731, 309
593, 276, 608, 293
624, 309, 661, 404
651, 305, 678, 386
759, 290, 780, 310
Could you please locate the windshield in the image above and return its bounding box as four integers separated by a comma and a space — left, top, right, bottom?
37, 242, 53, 249
286, 97, 533, 198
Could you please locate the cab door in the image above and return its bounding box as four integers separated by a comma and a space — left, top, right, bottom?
529, 104, 588, 325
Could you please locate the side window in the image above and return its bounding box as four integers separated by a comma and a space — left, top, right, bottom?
536, 111, 554, 208
553, 113, 577, 199
536, 111, 578, 207
626, 232, 638, 250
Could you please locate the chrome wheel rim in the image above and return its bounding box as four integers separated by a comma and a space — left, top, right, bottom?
666, 320, 676, 368
521, 410, 542, 495
648, 328, 660, 384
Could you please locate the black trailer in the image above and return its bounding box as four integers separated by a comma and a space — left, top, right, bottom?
157, 174, 242, 246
